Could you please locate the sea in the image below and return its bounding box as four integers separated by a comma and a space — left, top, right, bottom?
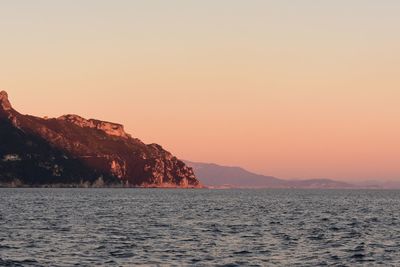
0, 189, 399, 266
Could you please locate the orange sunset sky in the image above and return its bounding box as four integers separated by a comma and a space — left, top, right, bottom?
1, 1, 399, 181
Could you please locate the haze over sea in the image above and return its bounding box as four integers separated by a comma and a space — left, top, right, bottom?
0, 189, 399, 266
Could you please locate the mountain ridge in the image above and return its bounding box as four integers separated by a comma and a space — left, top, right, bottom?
0, 90, 201, 188
185, 161, 355, 189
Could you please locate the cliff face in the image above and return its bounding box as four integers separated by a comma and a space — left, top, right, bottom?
0, 91, 200, 187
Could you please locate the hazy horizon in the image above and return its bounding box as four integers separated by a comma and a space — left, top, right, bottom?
1, 1, 400, 182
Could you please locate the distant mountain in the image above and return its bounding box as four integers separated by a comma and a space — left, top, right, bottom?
354, 180, 400, 189
185, 161, 283, 188
284, 179, 355, 189
186, 161, 354, 189
0, 91, 201, 188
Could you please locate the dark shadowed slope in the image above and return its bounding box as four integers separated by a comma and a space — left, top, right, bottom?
186, 161, 354, 189
0, 91, 201, 187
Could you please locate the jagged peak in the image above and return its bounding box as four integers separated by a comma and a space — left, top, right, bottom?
0, 90, 8, 98
0, 90, 12, 111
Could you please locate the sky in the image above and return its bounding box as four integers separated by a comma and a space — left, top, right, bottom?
1, 1, 400, 181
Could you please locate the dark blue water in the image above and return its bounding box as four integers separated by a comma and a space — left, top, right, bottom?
0, 189, 399, 266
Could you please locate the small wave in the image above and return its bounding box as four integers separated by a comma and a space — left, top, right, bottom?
233, 250, 252, 255
109, 250, 135, 258
0, 258, 40, 267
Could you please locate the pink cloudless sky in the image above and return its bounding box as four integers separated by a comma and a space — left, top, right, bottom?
1, 1, 400, 181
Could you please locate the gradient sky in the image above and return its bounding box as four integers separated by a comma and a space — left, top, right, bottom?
1, 1, 400, 181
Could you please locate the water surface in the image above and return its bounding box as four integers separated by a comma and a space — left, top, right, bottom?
0, 189, 399, 266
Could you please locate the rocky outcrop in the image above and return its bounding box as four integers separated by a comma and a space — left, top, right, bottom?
58, 115, 131, 138
0, 90, 201, 188
0, 91, 11, 111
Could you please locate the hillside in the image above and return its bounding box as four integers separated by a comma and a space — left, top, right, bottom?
186, 161, 354, 189
0, 91, 201, 188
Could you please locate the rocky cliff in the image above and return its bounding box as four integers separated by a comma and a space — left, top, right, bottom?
0, 91, 201, 188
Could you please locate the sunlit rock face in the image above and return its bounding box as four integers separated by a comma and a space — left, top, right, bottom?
0, 91, 201, 188
0, 91, 12, 111
58, 115, 131, 138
